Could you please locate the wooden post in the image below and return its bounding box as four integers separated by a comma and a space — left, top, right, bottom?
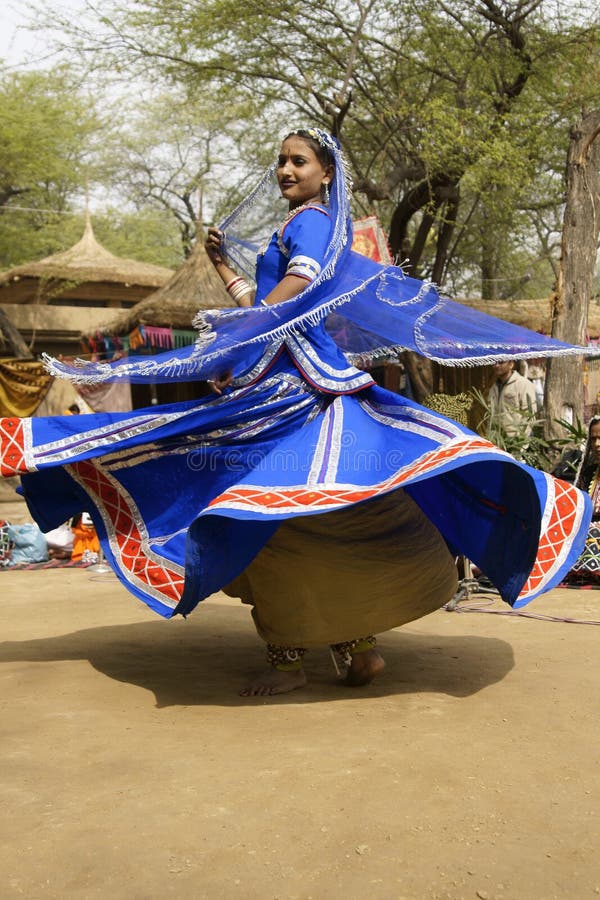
0, 307, 33, 359
544, 110, 600, 440
401, 351, 433, 404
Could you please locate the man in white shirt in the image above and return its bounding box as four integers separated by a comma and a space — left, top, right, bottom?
488, 361, 537, 438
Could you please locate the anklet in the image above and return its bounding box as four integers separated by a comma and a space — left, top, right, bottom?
267, 644, 306, 671
330, 636, 377, 666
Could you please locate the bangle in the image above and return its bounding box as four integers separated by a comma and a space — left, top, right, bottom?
225, 276, 252, 304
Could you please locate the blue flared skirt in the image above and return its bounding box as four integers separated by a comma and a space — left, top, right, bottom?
1, 352, 589, 619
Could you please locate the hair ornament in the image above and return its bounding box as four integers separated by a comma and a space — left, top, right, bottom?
305, 128, 341, 153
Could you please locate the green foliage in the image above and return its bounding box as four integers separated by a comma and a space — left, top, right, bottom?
30, 0, 600, 293
473, 387, 587, 471
0, 65, 186, 271
0, 211, 76, 268
0, 65, 99, 209
83, 209, 184, 269
95, 88, 270, 256
0, 206, 184, 272
0, 64, 99, 268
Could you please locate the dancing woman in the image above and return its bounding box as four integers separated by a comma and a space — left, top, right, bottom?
203, 129, 458, 694
0, 128, 592, 695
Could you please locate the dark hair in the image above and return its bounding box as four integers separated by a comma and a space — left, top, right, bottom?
283, 130, 334, 169
574, 414, 600, 489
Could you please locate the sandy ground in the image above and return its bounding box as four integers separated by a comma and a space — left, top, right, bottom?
0, 500, 599, 899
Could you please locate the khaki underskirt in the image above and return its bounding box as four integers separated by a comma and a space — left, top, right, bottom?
223, 489, 458, 647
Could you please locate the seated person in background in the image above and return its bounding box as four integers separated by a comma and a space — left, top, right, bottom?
565, 416, 600, 583
71, 512, 100, 564
44, 522, 74, 560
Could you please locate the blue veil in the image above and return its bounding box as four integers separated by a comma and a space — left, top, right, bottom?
43, 128, 592, 384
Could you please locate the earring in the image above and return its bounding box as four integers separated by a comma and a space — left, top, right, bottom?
322, 182, 330, 205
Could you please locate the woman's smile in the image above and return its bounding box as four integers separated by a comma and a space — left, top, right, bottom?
277, 136, 331, 209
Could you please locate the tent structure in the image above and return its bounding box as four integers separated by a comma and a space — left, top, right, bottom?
0, 213, 173, 306
93, 231, 235, 340
0, 215, 174, 358
83, 231, 235, 407
458, 296, 600, 339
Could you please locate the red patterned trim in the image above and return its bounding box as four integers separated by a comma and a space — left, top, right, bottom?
0, 418, 27, 476
60, 439, 586, 609
207, 436, 495, 513
69, 459, 184, 609
518, 476, 585, 600
209, 441, 587, 602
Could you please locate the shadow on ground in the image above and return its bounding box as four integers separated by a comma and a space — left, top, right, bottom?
0, 602, 514, 707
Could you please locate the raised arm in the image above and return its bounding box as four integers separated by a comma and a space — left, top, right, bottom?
205, 227, 255, 308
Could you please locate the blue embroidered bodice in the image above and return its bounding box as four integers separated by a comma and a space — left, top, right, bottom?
236, 205, 374, 395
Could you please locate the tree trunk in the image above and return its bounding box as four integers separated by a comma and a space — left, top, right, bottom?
544, 110, 600, 442
390, 185, 460, 402
431, 189, 460, 287
401, 350, 433, 403
388, 174, 457, 270
480, 203, 501, 301
0, 308, 33, 359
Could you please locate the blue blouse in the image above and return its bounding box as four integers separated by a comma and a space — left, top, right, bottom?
236, 205, 374, 395
255, 204, 332, 302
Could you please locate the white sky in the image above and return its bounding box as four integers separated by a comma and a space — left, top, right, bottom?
2, 0, 593, 69
1, 4, 42, 67
0, 0, 88, 69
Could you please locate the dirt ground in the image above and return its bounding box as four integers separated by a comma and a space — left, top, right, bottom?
0, 500, 599, 900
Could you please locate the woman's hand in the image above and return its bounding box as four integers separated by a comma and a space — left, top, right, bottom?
204, 229, 253, 305
205, 227, 225, 265
207, 370, 234, 395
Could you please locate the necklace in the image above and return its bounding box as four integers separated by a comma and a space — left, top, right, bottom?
258, 203, 326, 257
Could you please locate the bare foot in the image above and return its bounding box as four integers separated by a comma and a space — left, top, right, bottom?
239, 667, 307, 697
345, 649, 386, 687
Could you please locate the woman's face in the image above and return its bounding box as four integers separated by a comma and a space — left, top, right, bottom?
277, 137, 333, 210
590, 421, 600, 461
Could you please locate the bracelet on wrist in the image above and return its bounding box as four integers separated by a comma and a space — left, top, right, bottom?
225, 276, 252, 304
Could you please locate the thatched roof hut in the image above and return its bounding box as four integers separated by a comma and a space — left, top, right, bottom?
96, 235, 235, 337
84, 239, 235, 409
458, 296, 600, 338
101, 290, 600, 341
0, 214, 173, 307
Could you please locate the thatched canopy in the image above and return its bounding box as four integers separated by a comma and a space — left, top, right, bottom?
96, 236, 235, 336
99, 290, 600, 341
459, 296, 600, 338
0, 215, 173, 305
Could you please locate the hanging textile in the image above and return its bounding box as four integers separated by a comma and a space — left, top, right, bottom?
0, 358, 53, 417
143, 327, 174, 349
76, 381, 133, 413
352, 216, 393, 265
172, 330, 197, 349
128, 327, 145, 351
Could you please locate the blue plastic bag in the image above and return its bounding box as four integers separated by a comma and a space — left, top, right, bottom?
6, 523, 49, 566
